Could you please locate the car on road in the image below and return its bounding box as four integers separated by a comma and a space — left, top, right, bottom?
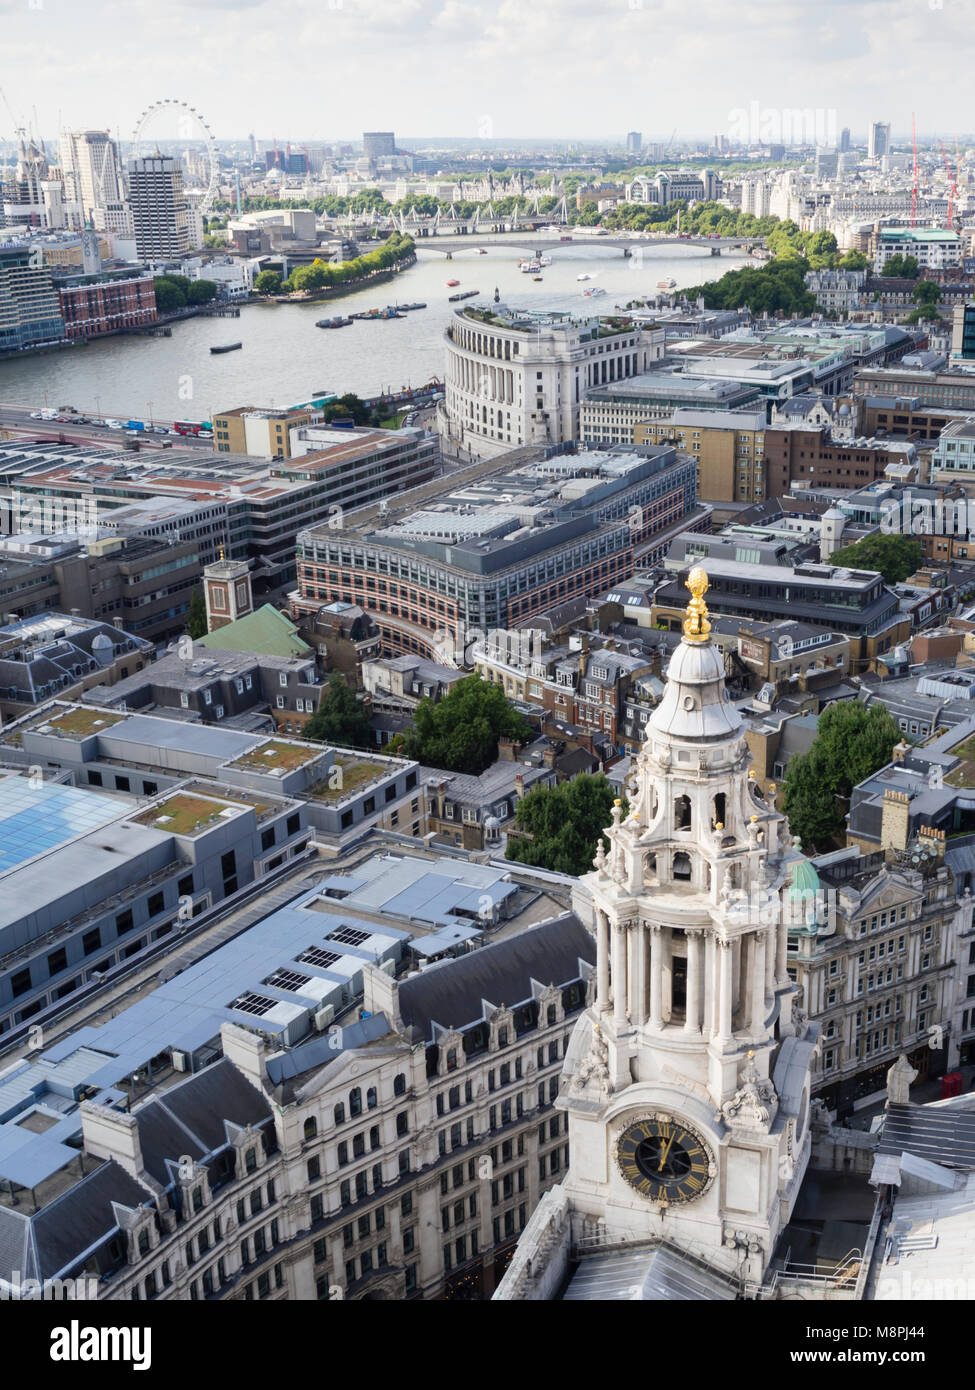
106, 420, 124, 429
153, 426, 168, 434
29, 411, 43, 419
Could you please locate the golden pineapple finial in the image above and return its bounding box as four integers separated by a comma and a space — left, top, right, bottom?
683, 565, 711, 644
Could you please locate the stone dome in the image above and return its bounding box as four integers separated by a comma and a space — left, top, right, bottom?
646, 637, 742, 742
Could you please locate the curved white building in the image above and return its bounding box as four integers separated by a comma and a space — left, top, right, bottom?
440, 306, 665, 460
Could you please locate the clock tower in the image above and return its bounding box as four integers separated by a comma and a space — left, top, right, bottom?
562, 568, 818, 1287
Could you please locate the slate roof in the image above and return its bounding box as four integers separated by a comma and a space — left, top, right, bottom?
0, 1158, 150, 1284
397, 913, 594, 1039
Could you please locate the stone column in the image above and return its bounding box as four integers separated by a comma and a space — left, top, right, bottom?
684, 929, 702, 1035
596, 909, 609, 1014
750, 931, 767, 1033
775, 912, 789, 988
612, 922, 627, 1028
717, 938, 733, 1044
648, 924, 663, 1030
765, 921, 776, 1000
630, 922, 647, 1027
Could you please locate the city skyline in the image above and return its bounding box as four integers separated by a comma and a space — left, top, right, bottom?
3, 0, 975, 144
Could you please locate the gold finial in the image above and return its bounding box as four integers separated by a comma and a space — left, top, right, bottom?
613, 798, 622, 807
682, 565, 711, 644
218, 544, 225, 562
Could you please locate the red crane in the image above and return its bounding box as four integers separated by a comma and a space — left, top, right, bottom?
939, 138, 957, 229
910, 113, 918, 228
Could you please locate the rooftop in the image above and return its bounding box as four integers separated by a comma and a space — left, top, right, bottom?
132, 792, 247, 837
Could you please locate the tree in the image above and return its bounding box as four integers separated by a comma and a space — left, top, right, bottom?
186, 279, 218, 305
782, 701, 902, 850
254, 269, 283, 295
505, 775, 624, 876
323, 393, 370, 426
912, 279, 941, 308
830, 533, 922, 585
304, 674, 371, 748
837, 249, 868, 270
398, 674, 531, 775
185, 588, 207, 639
152, 276, 186, 312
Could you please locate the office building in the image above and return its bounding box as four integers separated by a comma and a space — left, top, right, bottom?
363, 132, 396, 160
293, 445, 697, 659
581, 375, 760, 444
625, 132, 642, 155
634, 408, 768, 504
58, 130, 129, 234
874, 227, 962, 274
651, 534, 910, 667
951, 302, 975, 362
0, 841, 593, 1301
868, 121, 891, 159
787, 839, 960, 1116
0, 246, 65, 352
440, 307, 665, 460
56, 270, 157, 339
0, 529, 203, 646
128, 155, 190, 263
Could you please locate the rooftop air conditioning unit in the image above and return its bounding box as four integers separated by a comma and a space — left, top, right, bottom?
314, 1004, 335, 1031
171, 1050, 188, 1072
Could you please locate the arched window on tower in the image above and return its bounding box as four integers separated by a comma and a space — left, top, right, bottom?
673, 852, 692, 881
712, 793, 726, 830
674, 794, 691, 831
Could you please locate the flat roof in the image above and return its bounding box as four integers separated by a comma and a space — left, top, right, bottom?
0, 777, 131, 877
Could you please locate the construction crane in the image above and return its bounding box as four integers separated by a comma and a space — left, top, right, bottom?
664, 127, 678, 158
938, 139, 957, 230
910, 112, 918, 228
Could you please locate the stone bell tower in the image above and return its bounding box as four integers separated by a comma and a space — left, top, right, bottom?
561, 567, 819, 1287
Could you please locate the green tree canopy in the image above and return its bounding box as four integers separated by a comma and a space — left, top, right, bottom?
782, 701, 902, 850
152, 276, 186, 312
254, 269, 283, 295
185, 588, 207, 640
505, 775, 624, 876
881, 254, 920, 279
912, 279, 941, 306
398, 674, 531, 775
186, 279, 218, 305
304, 674, 371, 748
830, 533, 922, 585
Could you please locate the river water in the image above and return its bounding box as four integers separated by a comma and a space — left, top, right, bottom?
0, 239, 749, 421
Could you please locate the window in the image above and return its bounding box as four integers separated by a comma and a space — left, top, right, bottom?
304, 1117, 318, 1142
307, 1156, 321, 1181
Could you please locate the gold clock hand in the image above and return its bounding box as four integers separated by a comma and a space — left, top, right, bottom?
657, 1134, 675, 1171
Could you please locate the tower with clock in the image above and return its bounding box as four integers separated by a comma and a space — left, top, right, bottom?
561, 567, 819, 1287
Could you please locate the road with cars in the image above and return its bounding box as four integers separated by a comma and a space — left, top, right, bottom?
0, 401, 215, 449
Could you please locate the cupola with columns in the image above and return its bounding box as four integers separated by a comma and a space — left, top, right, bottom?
560, 567, 819, 1285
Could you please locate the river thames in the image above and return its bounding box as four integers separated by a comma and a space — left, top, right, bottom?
0, 239, 750, 421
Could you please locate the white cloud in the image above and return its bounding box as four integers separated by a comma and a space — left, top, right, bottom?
3, 0, 974, 141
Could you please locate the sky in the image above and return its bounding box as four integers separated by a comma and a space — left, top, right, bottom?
3, 0, 975, 146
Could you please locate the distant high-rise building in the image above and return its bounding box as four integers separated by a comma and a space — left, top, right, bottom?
0, 246, 66, 351
625, 131, 642, 155
248, 132, 256, 161
127, 155, 190, 263
362, 131, 395, 161
868, 121, 890, 159
839, 126, 851, 153
59, 130, 128, 233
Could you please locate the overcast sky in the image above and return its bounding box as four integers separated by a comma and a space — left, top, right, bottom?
4, 0, 974, 146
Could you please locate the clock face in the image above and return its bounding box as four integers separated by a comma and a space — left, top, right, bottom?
616, 1115, 714, 1205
